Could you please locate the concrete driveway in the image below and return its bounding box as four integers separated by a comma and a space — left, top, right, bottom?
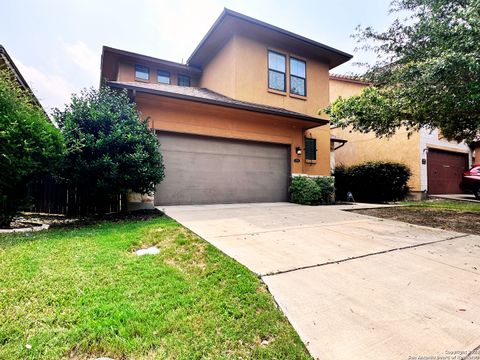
160, 202, 480, 360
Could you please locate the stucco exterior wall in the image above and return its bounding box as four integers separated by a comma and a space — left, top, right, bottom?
199, 33, 332, 176
136, 93, 322, 175
332, 126, 422, 191
329, 77, 422, 191
199, 36, 237, 98
329, 78, 366, 101
329, 78, 474, 192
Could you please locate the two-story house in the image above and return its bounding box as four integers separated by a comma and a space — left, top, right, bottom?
100, 9, 352, 206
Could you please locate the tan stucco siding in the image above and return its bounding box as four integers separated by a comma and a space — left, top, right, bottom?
332, 127, 421, 191
201, 34, 330, 117
135, 93, 330, 175
329, 78, 421, 191
198, 34, 332, 176
232, 35, 330, 117
199, 36, 237, 98
304, 126, 331, 176
201, 34, 332, 176
329, 78, 366, 101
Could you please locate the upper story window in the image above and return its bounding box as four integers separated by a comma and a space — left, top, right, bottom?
135, 64, 150, 81
157, 70, 170, 84
177, 74, 190, 87
305, 137, 317, 161
290, 57, 306, 96
268, 51, 286, 92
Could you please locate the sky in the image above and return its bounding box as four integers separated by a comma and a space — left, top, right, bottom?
1, 0, 394, 113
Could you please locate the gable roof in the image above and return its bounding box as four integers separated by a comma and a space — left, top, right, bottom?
107, 80, 328, 126
0, 44, 43, 108
188, 8, 352, 69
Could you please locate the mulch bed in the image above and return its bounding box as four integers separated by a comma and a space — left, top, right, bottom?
353, 207, 480, 235
3, 209, 164, 230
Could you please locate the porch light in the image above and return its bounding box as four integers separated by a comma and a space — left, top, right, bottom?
295, 146, 302, 155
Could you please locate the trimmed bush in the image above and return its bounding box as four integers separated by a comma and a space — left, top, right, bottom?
53, 87, 164, 214
289, 176, 335, 205
334, 161, 411, 203
313, 176, 335, 204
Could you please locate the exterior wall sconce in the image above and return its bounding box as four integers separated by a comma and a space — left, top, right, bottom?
295, 146, 302, 155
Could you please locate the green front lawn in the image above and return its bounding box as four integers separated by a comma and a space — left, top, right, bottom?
402, 199, 480, 212
0, 216, 309, 359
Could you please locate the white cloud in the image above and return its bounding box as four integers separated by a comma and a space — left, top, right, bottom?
148, 0, 223, 61
63, 41, 99, 80
12, 56, 75, 113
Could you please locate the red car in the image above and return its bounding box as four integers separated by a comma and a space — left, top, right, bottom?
461, 164, 480, 199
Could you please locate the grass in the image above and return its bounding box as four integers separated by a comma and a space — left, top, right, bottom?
0, 216, 309, 359
402, 199, 480, 212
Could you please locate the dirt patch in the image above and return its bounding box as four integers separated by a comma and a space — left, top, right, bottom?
4, 209, 164, 230
353, 207, 480, 235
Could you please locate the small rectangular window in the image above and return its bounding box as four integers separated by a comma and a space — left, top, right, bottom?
135, 64, 150, 80
177, 74, 190, 86
268, 51, 286, 92
305, 137, 316, 161
157, 70, 170, 84
290, 58, 306, 96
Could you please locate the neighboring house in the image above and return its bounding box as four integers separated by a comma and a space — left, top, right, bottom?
330, 74, 475, 198
0, 44, 44, 110
100, 9, 352, 206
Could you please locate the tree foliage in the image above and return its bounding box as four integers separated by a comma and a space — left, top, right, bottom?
53, 87, 164, 211
325, 0, 480, 142
0, 70, 64, 226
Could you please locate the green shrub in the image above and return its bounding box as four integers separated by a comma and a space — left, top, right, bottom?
0, 70, 64, 227
289, 176, 321, 205
313, 176, 335, 204
334, 161, 411, 203
53, 87, 164, 214
289, 176, 335, 205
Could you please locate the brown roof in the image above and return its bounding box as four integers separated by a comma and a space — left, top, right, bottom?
330, 134, 347, 143
102, 46, 201, 74
329, 73, 369, 85
0, 44, 43, 108
188, 8, 352, 69
107, 81, 328, 126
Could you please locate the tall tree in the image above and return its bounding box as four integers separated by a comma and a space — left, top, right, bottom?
0, 70, 64, 226
53, 87, 164, 213
325, 0, 480, 142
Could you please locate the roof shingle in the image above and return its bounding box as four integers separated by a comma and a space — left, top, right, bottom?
107, 81, 328, 125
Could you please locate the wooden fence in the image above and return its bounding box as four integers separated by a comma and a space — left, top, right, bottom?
24, 177, 125, 215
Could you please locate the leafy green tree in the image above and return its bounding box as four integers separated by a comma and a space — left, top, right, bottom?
0, 70, 64, 227
53, 87, 164, 213
326, 0, 480, 142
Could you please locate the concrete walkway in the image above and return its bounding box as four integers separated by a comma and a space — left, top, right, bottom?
430, 194, 479, 203
159, 202, 480, 360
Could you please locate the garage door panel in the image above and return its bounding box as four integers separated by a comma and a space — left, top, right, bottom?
155, 133, 290, 205
427, 149, 468, 194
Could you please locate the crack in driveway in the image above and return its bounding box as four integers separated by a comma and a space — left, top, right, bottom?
261, 233, 470, 277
